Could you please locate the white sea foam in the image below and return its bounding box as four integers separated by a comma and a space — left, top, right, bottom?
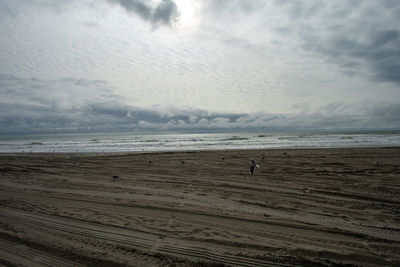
0, 132, 399, 153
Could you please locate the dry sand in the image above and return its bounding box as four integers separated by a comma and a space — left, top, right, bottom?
0, 147, 399, 266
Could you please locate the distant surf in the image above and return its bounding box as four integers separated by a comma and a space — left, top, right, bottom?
0, 132, 399, 153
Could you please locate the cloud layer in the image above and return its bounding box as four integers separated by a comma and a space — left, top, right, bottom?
200, 0, 400, 85
1, 74, 399, 135
0, 1, 399, 135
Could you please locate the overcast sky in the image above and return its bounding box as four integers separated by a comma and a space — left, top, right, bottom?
0, 0, 399, 134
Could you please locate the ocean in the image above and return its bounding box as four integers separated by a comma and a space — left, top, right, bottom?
1, 131, 400, 153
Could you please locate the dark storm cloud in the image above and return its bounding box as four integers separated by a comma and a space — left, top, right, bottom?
107, 0, 179, 27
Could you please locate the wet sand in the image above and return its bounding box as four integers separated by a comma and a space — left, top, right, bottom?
1, 147, 400, 266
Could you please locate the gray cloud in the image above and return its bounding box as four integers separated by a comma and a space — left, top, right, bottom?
202, 0, 400, 86
305, 29, 400, 85
0, 74, 113, 109
1, 1, 399, 136
0, 1, 17, 18
292, 2, 400, 85
107, 0, 179, 27
0, 73, 399, 134
203, 0, 264, 17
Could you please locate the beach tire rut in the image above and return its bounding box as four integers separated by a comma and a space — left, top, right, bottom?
0, 207, 293, 267
0, 238, 83, 267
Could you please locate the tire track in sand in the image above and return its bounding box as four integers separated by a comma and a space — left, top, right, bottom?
239, 199, 400, 242
0, 239, 83, 267
0, 207, 294, 267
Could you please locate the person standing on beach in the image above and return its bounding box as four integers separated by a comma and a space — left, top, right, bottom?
249, 158, 259, 175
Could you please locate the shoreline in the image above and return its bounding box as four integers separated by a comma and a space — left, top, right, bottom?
0, 145, 400, 157
1, 145, 400, 156
1, 131, 399, 155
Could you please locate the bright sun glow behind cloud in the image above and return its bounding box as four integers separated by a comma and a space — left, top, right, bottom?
174, 0, 200, 29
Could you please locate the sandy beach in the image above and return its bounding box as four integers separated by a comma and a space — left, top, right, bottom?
0, 147, 399, 266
